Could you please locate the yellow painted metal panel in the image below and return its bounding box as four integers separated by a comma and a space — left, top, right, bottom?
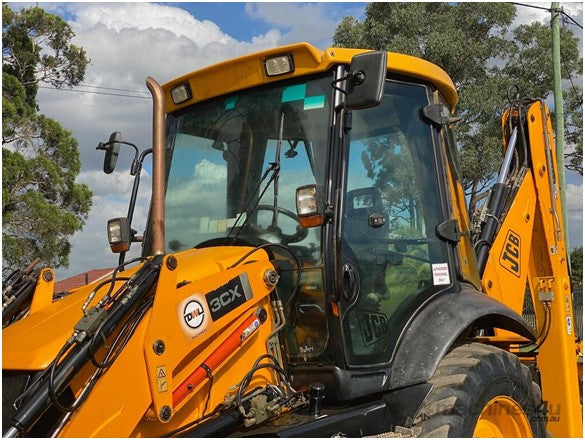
54, 247, 279, 436
162, 42, 457, 114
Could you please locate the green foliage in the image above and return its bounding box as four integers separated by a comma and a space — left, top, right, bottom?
564, 85, 583, 174
361, 136, 423, 232
570, 247, 583, 300
2, 4, 89, 97
2, 5, 92, 268
332, 2, 583, 213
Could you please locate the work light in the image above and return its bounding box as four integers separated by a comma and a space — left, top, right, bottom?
264, 54, 294, 76
170, 83, 192, 104
107, 217, 130, 253
296, 184, 325, 228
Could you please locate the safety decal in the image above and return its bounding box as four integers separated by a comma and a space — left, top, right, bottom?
178, 294, 209, 338
432, 263, 451, 286
205, 273, 252, 321
566, 316, 573, 335
156, 366, 168, 392
499, 230, 521, 278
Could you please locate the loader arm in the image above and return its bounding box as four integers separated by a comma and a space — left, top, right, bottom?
480, 99, 581, 437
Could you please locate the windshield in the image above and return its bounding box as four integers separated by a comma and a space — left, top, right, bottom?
164, 73, 334, 365
164, 74, 332, 254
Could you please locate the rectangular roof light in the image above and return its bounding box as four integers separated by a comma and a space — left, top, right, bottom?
265, 54, 294, 77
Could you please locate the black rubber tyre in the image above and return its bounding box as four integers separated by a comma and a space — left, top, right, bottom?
412, 343, 546, 437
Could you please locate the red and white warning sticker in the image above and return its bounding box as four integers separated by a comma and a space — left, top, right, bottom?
432, 263, 450, 286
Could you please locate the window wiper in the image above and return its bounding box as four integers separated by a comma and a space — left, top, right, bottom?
225, 112, 285, 244
270, 112, 284, 230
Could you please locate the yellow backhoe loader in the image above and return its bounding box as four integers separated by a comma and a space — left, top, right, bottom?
2, 43, 582, 437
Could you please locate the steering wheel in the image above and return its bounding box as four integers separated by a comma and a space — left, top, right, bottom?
248, 205, 308, 244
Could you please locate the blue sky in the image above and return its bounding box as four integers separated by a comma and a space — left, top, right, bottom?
166, 2, 366, 42
7, 2, 581, 278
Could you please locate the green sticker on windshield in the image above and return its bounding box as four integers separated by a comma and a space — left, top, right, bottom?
282, 84, 306, 102
303, 95, 325, 110
225, 96, 237, 109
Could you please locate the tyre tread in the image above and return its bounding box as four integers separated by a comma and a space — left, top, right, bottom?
413, 343, 545, 437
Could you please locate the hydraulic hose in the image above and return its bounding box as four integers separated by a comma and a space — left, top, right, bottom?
475, 127, 518, 275
3, 255, 163, 438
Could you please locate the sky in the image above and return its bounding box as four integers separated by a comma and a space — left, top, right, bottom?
4, 1, 583, 279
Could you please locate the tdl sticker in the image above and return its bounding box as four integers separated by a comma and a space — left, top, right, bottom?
179, 294, 209, 338
184, 300, 205, 329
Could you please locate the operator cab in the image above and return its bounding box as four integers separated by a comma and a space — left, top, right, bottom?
155, 48, 463, 402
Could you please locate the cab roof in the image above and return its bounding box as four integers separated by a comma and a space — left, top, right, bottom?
161, 42, 458, 114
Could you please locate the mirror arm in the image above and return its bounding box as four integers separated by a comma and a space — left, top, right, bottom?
98, 139, 139, 153
126, 149, 152, 225
331, 75, 349, 97
118, 148, 153, 265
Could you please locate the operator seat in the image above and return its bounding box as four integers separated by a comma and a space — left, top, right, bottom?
343, 187, 389, 302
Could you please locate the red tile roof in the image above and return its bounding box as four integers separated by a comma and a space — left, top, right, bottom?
54, 268, 114, 293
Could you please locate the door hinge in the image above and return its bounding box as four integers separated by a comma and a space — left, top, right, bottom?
436, 219, 461, 244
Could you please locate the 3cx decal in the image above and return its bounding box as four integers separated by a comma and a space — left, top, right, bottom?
183, 300, 205, 329
499, 230, 521, 278
205, 273, 253, 321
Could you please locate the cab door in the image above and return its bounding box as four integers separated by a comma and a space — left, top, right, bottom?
339, 79, 453, 366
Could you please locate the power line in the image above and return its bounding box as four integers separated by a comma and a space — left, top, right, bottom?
38, 86, 151, 100
511, 2, 551, 12
512, 3, 583, 31
560, 10, 583, 29
78, 83, 150, 94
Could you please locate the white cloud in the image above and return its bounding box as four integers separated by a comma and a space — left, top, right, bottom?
29, 2, 583, 280
77, 168, 151, 198
38, 2, 283, 170
38, 2, 287, 279
245, 2, 340, 49
194, 159, 227, 181
69, 3, 231, 46
565, 182, 583, 248
513, 2, 583, 26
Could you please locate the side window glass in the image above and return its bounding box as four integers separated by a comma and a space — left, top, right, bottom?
434, 92, 480, 287
341, 80, 449, 365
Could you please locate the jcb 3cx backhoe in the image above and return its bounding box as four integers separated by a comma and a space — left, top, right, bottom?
2, 43, 582, 438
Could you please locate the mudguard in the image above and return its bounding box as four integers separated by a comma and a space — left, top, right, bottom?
387, 284, 536, 389
290, 285, 536, 403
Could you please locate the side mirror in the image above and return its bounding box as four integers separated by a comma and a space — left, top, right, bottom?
345, 51, 387, 110
296, 184, 326, 228
103, 131, 122, 174
107, 217, 131, 253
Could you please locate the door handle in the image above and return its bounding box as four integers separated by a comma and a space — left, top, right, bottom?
342, 263, 359, 302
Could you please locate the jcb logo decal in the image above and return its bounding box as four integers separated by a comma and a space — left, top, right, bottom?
359, 312, 390, 346
500, 230, 521, 277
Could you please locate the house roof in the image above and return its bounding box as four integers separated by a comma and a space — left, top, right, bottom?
54, 268, 113, 293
